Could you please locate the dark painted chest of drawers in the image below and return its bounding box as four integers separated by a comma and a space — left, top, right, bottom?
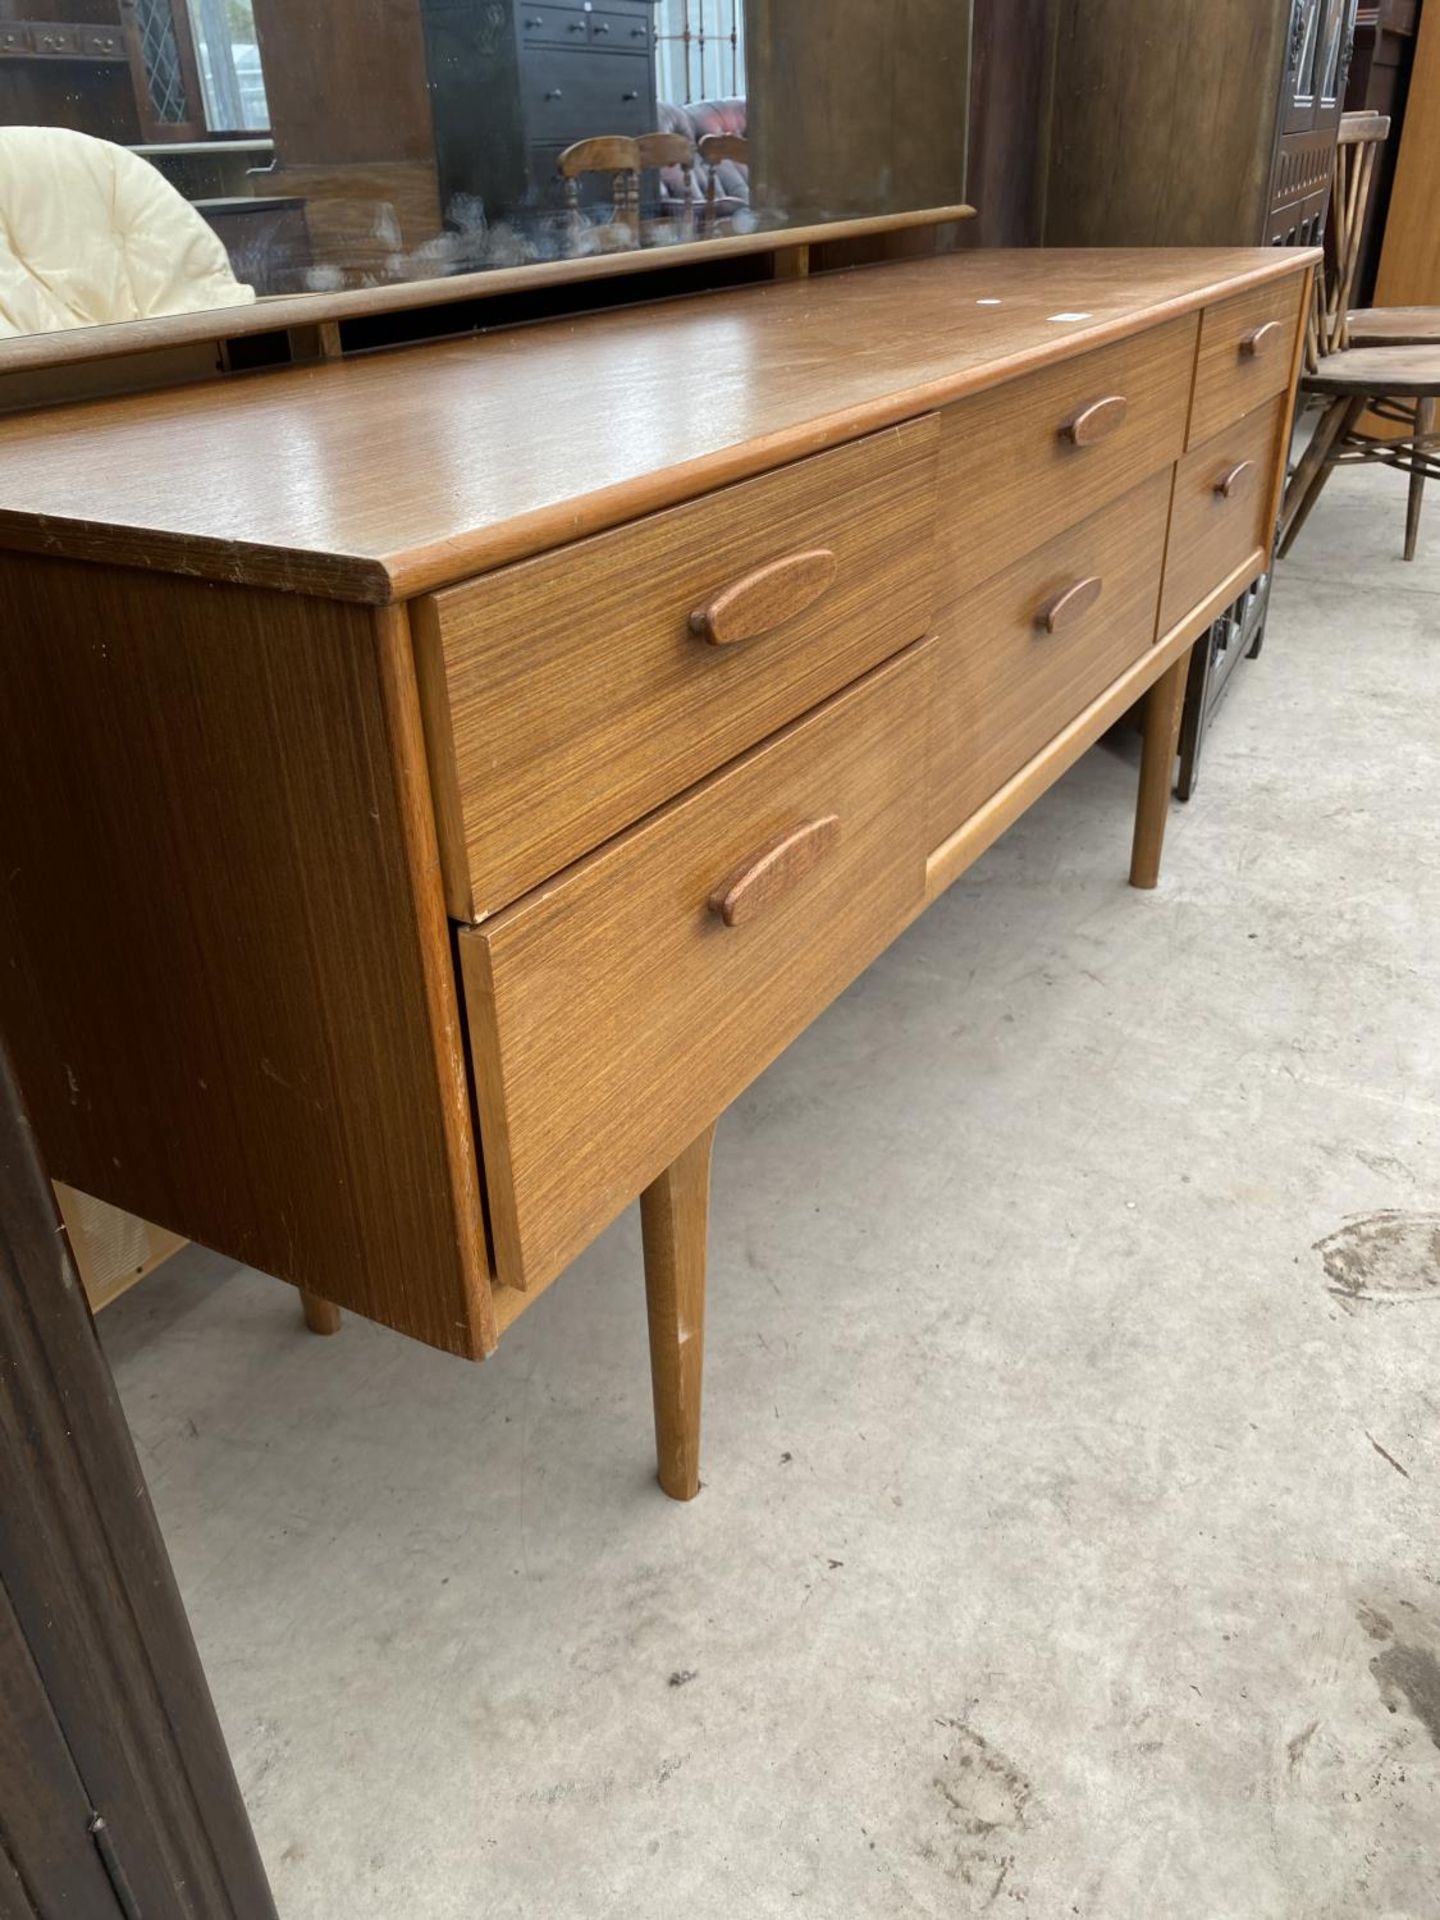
422, 0, 658, 229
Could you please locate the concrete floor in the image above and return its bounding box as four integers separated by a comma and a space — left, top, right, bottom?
103, 461, 1440, 1919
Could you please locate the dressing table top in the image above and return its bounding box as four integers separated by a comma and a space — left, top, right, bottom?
0, 247, 1315, 603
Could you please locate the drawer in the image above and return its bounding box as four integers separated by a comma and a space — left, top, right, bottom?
0, 26, 31, 53
460, 645, 930, 1292
1160, 394, 1286, 634
519, 5, 589, 46
928, 469, 1171, 846
416, 417, 938, 920
522, 46, 650, 139
937, 315, 1195, 603
589, 9, 650, 46
1188, 277, 1303, 446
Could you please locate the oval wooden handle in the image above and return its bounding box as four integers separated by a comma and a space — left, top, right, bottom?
708, 816, 840, 928
1239, 321, 1284, 358
1060, 394, 1128, 446
1036, 575, 1103, 634
689, 549, 837, 646
1213, 460, 1255, 500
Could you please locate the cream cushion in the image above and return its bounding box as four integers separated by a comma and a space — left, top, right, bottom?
0, 126, 257, 338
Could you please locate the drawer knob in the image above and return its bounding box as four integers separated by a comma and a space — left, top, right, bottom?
1239, 321, 1284, 358
1060, 394, 1127, 446
1213, 460, 1255, 500
708, 816, 841, 929
689, 548, 837, 647
1037, 575, 1103, 634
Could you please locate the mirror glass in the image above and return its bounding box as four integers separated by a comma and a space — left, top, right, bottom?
0, 0, 969, 342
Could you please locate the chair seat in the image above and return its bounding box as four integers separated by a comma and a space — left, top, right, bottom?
1346, 306, 1440, 349
1304, 344, 1440, 397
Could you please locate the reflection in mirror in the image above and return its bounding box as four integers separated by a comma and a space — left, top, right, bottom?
0, 0, 969, 340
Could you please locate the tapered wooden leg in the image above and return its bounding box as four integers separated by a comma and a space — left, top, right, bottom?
641, 1122, 715, 1502
1404, 397, 1434, 562
299, 1289, 341, 1336
1129, 647, 1191, 890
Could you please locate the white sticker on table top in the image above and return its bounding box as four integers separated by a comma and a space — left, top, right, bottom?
1047, 311, 1094, 323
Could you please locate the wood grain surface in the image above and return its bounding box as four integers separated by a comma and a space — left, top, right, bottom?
1161, 396, 1287, 633
935, 316, 1194, 599
461, 646, 929, 1295
415, 420, 936, 919
928, 469, 1171, 847
0, 557, 493, 1357
1188, 278, 1305, 445
0, 251, 1314, 602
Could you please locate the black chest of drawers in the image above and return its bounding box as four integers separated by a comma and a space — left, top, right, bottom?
422, 0, 659, 231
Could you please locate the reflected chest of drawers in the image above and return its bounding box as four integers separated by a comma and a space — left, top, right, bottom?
0, 248, 1315, 1497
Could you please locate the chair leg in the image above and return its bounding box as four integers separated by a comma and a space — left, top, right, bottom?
1404, 397, 1435, 562
641, 1121, 715, 1502
299, 1289, 341, 1336
1130, 646, 1192, 890
1279, 395, 1362, 557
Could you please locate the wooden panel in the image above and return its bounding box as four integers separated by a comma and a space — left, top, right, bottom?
0, 557, 493, 1359
747, 0, 970, 224
936, 317, 1194, 601
1161, 396, 1286, 632
0, 251, 1315, 600
1043, 0, 1292, 246
1374, 0, 1440, 306
928, 469, 1171, 847
462, 646, 929, 1295
1189, 277, 1306, 445
54, 1183, 186, 1314
417, 420, 938, 919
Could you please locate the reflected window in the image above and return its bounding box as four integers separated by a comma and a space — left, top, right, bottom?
655, 0, 745, 104
189, 0, 270, 132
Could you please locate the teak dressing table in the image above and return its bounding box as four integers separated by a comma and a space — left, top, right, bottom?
0, 248, 1315, 1499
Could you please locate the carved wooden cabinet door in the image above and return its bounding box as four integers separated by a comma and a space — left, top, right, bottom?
1282, 0, 1360, 135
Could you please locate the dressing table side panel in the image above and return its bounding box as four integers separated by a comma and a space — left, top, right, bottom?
0, 557, 494, 1358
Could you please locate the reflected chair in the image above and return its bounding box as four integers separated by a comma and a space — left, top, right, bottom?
636, 132, 697, 242
1281, 112, 1440, 561
557, 136, 642, 254
698, 132, 749, 232
0, 125, 255, 337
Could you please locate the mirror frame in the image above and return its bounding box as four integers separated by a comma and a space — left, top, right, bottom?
0, 206, 973, 377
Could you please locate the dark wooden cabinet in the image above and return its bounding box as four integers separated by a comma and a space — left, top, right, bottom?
1269, 0, 1359, 243
421, 0, 658, 228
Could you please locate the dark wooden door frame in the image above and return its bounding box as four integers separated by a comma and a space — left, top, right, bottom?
0, 1043, 277, 1919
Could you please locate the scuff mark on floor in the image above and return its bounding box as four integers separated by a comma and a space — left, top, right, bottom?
1314, 1211, 1440, 1306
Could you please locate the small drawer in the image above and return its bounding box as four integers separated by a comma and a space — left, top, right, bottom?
1160, 394, 1286, 634
589, 8, 649, 45
29, 23, 80, 54
1188, 277, 1302, 446
524, 46, 650, 136
928, 468, 1171, 846
937, 315, 1195, 603
460, 645, 929, 1293
519, 5, 587, 45
81, 25, 125, 57
416, 417, 938, 920
0, 25, 32, 53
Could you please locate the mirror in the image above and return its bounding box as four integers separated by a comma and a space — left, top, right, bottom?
0, 0, 970, 343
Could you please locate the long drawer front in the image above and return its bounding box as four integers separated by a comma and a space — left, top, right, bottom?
461, 644, 930, 1293
937, 315, 1195, 602
928, 468, 1172, 846
418, 418, 938, 921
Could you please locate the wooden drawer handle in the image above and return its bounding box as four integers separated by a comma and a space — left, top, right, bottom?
1037, 575, 1103, 634
1239, 321, 1284, 358
1213, 460, 1255, 500
1059, 394, 1128, 446
689, 549, 837, 647
708, 815, 840, 928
